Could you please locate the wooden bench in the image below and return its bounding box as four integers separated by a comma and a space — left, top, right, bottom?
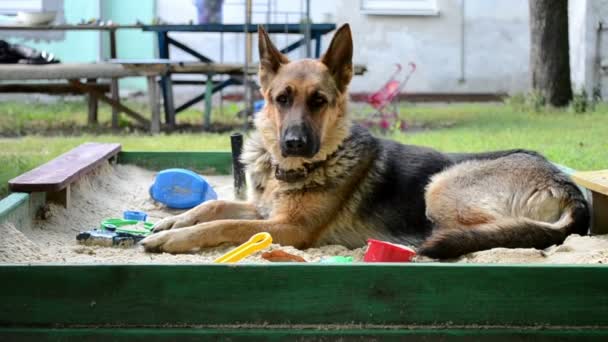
8, 142, 121, 207
572, 170, 608, 234
0, 63, 164, 133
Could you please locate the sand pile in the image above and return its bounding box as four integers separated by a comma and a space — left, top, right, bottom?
457, 234, 608, 264
1, 163, 607, 265
0, 222, 52, 263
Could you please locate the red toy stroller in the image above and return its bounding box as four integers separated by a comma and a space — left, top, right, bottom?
364, 62, 416, 133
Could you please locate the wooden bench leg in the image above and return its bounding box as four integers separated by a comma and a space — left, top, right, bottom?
86, 79, 98, 125
47, 185, 71, 209
161, 77, 176, 130
160, 74, 175, 130
591, 192, 608, 235
69, 80, 150, 127
147, 75, 161, 134
110, 78, 120, 129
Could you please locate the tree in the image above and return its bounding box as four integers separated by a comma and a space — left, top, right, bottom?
529, 0, 573, 107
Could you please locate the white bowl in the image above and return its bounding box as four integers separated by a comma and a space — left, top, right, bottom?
16, 11, 57, 26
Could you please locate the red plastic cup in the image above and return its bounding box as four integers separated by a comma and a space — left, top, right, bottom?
364, 239, 417, 262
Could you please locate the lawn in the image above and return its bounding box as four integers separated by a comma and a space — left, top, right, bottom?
1, 100, 607, 198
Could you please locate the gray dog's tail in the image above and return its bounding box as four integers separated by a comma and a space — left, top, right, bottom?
418, 199, 590, 259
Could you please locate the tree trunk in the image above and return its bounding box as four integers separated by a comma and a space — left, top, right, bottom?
529, 0, 573, 107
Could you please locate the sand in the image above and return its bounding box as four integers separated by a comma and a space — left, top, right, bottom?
0, 163, 365, 264
1, 163, 607, 265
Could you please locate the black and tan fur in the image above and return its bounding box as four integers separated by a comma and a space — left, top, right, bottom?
141, 24, 590, 259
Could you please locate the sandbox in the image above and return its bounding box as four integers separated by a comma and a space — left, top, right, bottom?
1, 147, 608, 340
2, 162, 608, 265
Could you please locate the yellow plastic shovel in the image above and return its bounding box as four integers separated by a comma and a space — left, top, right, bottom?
214, 232, 273, 263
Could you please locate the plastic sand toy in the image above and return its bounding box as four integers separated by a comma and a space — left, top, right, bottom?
76, 227, 149, 247
76, 212, 155, 247
101, 218, 154, 236
149, 168, 217, 209
123, 210, 147, 221
363, 239, 416, 262
76, 229, 117, 247
261, 250, 307, 262
320, 256, 354, 263
214, 232, 273, 263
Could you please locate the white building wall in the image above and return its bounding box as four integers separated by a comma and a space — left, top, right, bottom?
569, 0, 608, 99
155, 0, 607, 97
334, 0, 530, 94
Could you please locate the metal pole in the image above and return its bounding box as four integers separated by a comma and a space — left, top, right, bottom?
305, 0, 311, 58
231, 133, 247, 200
458, 0, 466, 84
243, 0, 253, 131
219, 32, 224, 118
109, 29, 120, 128
204, 73, 213, 130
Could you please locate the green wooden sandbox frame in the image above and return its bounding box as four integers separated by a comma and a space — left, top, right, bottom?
1, 151, 607, 341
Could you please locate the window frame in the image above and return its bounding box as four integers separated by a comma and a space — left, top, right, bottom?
360, 0, 439, 16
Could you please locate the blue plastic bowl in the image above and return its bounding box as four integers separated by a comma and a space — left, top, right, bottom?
149, 168, 218, 209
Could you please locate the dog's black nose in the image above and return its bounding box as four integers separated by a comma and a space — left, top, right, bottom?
281, 125, 317, 157
285, 133, 306, 151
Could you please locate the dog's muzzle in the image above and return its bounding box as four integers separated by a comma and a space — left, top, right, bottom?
280, 124, 319, 158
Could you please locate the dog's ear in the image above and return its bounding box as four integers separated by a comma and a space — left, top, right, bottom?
258, 25, 289, 90
321, 24, 353, 93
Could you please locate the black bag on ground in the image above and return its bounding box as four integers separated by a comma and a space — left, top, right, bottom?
0, 40, 60, 64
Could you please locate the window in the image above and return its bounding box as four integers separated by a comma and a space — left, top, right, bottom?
0, 0, 43, 15
361, 0, 439, 16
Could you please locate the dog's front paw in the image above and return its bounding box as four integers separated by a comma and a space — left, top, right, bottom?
141, 229, 201, 254
152, 213, 197, 232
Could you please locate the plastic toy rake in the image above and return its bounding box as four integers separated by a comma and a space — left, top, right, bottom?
214, 232, 273, 263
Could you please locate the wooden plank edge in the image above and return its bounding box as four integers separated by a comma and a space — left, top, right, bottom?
2, 327, 608, 341
0, 83, 111, 94
8, 143, 121, 193
62, 142, 120, 188
2, 264, 608, 327
0, 193, 30, 223
117, 151, 233, 174
571, 171, 608, 196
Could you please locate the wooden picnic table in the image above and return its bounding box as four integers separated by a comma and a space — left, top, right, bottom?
0, 24, 142, 128
141, 23, 338, 129
0, 23, 366, 131
0, 62, 163, 133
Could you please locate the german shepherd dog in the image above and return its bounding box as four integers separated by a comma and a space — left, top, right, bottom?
141, 24, 590, 259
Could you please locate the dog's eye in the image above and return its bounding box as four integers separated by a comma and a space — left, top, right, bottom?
276, 95, 288, 105
310, 95, 327, 108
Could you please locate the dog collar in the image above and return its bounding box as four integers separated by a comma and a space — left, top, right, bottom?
273, 145, 344, 183
274, 160, 325, 183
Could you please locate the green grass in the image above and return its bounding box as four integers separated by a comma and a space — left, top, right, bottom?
397, 102, 608, 171
0, 99, 243, 134
1, 100, 607, 199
